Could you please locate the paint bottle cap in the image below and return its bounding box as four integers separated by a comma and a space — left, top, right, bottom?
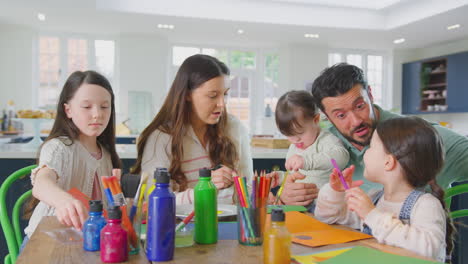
154, 168, 170, 184
271, 208, 285, 222
199, 168, 212, 178
89, 200, 103, 212
107, 206, 122, 219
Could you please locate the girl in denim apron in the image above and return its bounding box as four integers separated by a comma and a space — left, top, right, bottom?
315, 116, 454, 263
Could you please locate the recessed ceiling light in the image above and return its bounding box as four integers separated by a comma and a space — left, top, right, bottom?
237, 29, 244, 34
157, 24, 175, 30
37, 13, 46, 21
393, 38, 405, 44
447, 24, 460, 30
304, 33, 319, 38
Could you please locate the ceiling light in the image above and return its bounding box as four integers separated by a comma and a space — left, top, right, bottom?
37, 13, 46, 21
304, 34, 319, 38
393, 38, 405, 44
157, 24, 175, 30
237, 29, 244, 34
447, 24, 460, 30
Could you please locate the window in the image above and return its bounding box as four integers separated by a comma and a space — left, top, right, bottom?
264, 53, 279, 113
38, 37, 61, 107
171, 46, 279, 133
37, 35, 116, 108
328, 51, 385, 106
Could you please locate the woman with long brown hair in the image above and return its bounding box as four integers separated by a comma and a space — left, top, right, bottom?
132, 54, 252, 204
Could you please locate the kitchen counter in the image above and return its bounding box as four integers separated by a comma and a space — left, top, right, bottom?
0, 143, 288, 159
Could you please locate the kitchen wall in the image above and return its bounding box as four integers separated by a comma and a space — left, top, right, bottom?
0, 22, 338, 131
392, 36, 468, 135
0, 24, 35, 110
4, 21, 467, 136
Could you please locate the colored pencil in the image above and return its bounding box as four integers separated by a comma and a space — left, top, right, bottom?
331, 158, 349, 190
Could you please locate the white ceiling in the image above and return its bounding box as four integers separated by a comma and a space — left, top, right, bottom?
0, 0, 468, 50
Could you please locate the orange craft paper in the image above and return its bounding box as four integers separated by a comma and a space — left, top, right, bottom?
265, 211, 372, 247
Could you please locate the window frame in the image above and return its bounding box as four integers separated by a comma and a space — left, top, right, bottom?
168, 43, 280, 134
328, 49, 390, 109
34, 32, 118, 110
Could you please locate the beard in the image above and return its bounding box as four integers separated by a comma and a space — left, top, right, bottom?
332, 120, 376, 147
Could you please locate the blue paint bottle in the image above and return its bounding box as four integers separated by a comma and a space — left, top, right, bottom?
146, 168, 176, 261
83, 200, 107, 251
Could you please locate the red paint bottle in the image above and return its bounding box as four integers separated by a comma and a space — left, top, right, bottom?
100, 206, 128, 263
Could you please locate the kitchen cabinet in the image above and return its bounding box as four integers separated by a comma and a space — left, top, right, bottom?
402, 51, 468, 114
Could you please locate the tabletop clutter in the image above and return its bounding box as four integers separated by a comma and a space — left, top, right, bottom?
60, 167, 434, 264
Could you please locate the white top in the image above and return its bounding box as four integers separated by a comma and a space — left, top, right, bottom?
24, 137, 113, 237
285, 130, 349, 188
141, 115, 253, 205
315, 184, 447, 262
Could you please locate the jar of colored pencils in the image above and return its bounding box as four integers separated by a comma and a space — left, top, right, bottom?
233, 174, 271, 246
236, 201, 266, 246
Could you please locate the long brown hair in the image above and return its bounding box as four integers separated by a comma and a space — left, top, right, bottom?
376, 116, 455, 260
131, 54, 238, 191
25, 70, 121, 217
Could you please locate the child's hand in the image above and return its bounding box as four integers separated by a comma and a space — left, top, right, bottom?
55, 197, 88, 230
211, 165, 234, 190
285, 155, 305, 171
345, 187, 375, 219
329, 165, 363, 192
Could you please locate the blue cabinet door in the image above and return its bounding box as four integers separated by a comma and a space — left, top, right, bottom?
402, 61, 421, 114
447, 52, 468, 112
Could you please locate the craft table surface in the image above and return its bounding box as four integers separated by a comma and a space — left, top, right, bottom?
17, 216, 433, 264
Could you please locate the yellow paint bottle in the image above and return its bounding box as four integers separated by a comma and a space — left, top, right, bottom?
263, 208, 291, 264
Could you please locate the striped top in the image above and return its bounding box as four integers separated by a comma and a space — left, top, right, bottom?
141, 115, 253, 205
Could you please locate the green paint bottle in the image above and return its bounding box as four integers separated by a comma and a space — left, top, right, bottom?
194, 168, 218, 244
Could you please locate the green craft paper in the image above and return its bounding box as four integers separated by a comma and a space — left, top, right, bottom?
319, 246, 441, 264
267, 205, 307, 213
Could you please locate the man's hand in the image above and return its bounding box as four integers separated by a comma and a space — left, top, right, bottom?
266, 171, 280, 188
279, 172, 318, 206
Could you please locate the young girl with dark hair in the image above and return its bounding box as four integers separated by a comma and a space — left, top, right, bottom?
23, 71, 120, 243
315, 116, 454, 262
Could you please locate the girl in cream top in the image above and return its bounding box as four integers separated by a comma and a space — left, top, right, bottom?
23, 70, 121, 238
25, 138, 113, 237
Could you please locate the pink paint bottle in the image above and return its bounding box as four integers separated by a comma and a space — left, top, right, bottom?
100, 206, 128, 263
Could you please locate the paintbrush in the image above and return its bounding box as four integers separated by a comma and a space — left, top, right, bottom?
129, 172, 149, 223
175, 210, 195, 232
274, 171, 288, 205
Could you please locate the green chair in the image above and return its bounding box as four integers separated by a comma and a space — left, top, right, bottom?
0, 165, 37, 264
444, 183, 468, 219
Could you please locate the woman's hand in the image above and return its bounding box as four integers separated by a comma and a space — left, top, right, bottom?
345, 187, 375, 219
329, 165, 363, 192
211, 165, 234, 190
55, 196, 88, 230
285, 155, 305, 171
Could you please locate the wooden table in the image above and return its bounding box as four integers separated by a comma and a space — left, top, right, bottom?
17, 216, 433, 263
